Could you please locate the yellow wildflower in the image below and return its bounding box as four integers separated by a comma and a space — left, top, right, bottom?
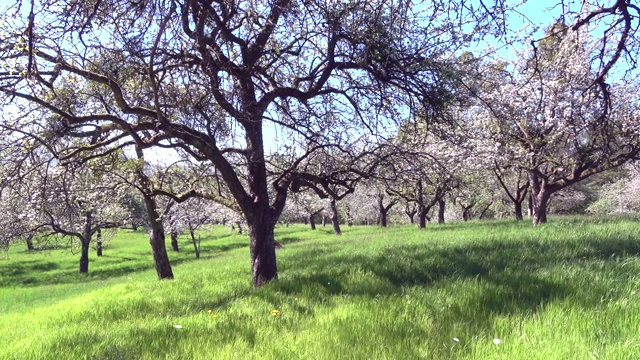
271, 309, 281, 316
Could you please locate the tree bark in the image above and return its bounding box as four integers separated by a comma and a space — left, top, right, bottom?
143, 195, 174, 279
417, 205, 428, 229
461, 204, 473, 221
79, 238, 90, 273
405, 204, 416, 224
249, 215, 278, 288
189, 225, 200, 259
529, 171, 553, 226
25, 235, 34, 251
478, 201, 493, 220
330, 199, 342, 235
170, 227, 179, 252
309, 213, 316, 230
79, 211, 92, 273
375, 194, 396, 227
530, 190, 551, 225
437, 198, 445, 224
96, 228, 103, 257
514, 201, 524, 221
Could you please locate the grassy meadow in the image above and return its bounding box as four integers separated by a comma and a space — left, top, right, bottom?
1, 216, 639, 359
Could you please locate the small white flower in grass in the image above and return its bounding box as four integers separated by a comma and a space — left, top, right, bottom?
453, 338, 460, 342
493, 338, 501, 345
174, 325, 183, 329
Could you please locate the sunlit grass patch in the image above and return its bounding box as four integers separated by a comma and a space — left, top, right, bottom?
1, 216, 639, 359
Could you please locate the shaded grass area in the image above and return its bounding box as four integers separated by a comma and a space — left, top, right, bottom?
1, 216, 639, 359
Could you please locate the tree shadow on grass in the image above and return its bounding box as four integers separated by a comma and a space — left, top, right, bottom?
0, 232, 251, 287
268, 232, 640, 352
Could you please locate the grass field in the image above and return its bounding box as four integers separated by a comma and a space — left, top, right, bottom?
1, 216, 639, 359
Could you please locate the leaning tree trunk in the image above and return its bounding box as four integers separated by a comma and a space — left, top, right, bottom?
189, 224, 201, 259
437, 198, 445, 224
330, 199, 342, 235
143, 195, 174, 279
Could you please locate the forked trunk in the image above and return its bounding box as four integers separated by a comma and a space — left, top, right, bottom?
376, 195, 387, 227
330, 199, 342, 235
530, 190, 551, 226
529, 171, 552, 226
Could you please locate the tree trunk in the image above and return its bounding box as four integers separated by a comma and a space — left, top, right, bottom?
478, 201, 493, 220
514, 201, 524, 221
189, 225, 200, 259
461, 205, 473, 221
236, 221, 243, 234
379, 209, 388, 227
309, 213, 316, 230
530, 190, 551, 225
25, 235, 34, 251
96, 228, 103, 257
79, 238, 90, 273
79, 211, 92, 273
249, 216, 278, 288
330, 199, 342, 235
322, 213, 326, 227
143, 195, 174, 279
170, 227, 179, 252
405, 203, 417, 224
437, 198, 445, 224
417, 205, 428, 229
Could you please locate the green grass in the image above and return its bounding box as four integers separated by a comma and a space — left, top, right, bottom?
1, 217, 640, 359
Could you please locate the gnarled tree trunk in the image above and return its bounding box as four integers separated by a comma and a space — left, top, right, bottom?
529, 171, 553, 226
143, 195, 174, 279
